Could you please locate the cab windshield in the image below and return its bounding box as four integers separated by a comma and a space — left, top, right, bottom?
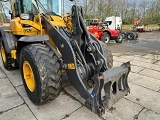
23, 0, 54, 14
14, 0, 59, 16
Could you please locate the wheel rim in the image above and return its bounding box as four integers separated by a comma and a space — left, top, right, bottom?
118, 35, 122, 41
122, 34, 125, 39
128, 34, 133, 39
1, 46, 6, 63
104, 36, 109, 43
23, 61, 35, 92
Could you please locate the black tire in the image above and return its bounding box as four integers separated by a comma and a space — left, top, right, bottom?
135, 32, 138, 38
121, 32, 126, 39
101, 32, 110, 44
0, 37, 18, 70
99, 41, 113, 68
115, 34, 123, 43
20, 44, 62, 104
133, 32, 138, 39
127, 32, 135, 40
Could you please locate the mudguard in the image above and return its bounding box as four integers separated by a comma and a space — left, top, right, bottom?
0, 26, 18, 53
19, 35, 49, 42
0, 26, 49, 53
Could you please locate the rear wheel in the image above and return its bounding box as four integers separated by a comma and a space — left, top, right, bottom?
127, 32, 135, 40
99, 41, 113, 68
115, 34, 123, 43
0, 37, 18, 70
20, 44, 62, 104
121, 32, 126, 39
101, 32, 110, 44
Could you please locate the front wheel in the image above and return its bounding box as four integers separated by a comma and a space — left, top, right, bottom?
115, 34, 123, 43
20, 44, 62, 104
101, 32, 110, 44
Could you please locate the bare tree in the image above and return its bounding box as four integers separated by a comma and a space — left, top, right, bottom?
63, 0, 160, 24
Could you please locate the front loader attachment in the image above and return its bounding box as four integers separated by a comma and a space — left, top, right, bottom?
85, 62, 131, 115
103, 62, 130, 109
42, 5, 131, 116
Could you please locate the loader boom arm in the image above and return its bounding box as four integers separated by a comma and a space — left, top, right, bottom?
41, 5, 131, 115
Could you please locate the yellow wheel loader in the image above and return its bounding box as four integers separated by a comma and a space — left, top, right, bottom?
0, 0, 131, 116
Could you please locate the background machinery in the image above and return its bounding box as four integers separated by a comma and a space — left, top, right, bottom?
87, 20, 123, 43
0, 0, 131, 116
133, 19, 145, 32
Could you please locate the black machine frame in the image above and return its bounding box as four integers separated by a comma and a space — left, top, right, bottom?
42, 5, 131, 115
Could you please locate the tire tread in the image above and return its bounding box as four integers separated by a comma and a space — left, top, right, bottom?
20, 44, 62, 104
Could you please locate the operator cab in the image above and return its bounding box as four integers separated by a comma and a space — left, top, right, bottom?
13, 0, 59, 20
9, 0, 66, 35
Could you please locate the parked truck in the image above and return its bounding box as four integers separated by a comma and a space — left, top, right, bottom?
104, 16, 138, 40
104, 16, 122, 30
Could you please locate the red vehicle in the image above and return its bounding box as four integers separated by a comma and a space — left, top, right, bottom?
87, 23, 122, 43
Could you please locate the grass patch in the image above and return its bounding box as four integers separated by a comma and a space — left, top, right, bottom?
122, 24, 160, 31
122, 25, 133, 31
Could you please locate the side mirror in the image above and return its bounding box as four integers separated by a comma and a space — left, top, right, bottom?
20, 13, 30, 20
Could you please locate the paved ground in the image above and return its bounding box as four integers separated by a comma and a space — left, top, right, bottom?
0, 32, 160, 120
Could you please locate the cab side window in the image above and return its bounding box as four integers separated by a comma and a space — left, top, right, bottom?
23, 0, 32, 14
23, 0, 38, 15
14, 0, 23, 16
